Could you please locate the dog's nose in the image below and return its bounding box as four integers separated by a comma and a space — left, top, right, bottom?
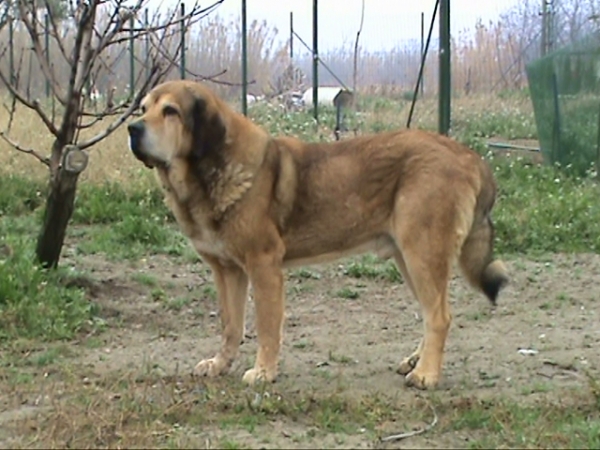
127, 120, 144, 137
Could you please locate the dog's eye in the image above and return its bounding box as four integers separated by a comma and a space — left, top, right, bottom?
163, 105, 179, 117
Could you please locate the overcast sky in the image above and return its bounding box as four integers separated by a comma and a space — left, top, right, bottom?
149, 0, 523, 52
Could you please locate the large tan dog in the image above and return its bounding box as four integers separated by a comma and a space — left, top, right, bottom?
127, 80, 508, 390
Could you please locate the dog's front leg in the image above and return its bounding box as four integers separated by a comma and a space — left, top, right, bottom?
242, 252, 285, 385
194, 255, 248, 378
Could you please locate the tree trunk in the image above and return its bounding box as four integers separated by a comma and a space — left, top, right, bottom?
36, 145, 88, 269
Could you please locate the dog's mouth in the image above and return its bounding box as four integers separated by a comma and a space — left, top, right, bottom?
127, 121, 156, 169
128, 138, 155, 169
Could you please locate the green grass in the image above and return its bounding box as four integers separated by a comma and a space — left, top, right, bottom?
491, 155, 600, 254
0, 230, 100, 342
343, 254, 402, 283
4, 360, 598, 448
453, 108, 537, 142
76, 218, 188, 260
72, 180, 169, 225
444, 395, 600, 448
0, 173, 47, 216
335, 287, 360, 299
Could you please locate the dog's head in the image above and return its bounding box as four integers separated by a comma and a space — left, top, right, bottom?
127, 80, 227, 169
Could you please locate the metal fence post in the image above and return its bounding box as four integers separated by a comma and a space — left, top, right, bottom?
420, 12, 425, 97
129, 15, 135, 100
438, 0, 451, 135
312, 0, 318, 124
290, 12, 294, 60
241, 0, 248, 116
180, 2, 186, 80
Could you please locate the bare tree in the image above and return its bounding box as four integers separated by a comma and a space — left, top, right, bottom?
0, 0, 224, 268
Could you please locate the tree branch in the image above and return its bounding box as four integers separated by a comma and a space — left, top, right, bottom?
105, 0, 223, 46
45, 1, 70, 63
0, 131, 50, 166
77, 65, 163, 150
0, 67, 59, 136
17, 1, 66, 104
352, 0, 365, 93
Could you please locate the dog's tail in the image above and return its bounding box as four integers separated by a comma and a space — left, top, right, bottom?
459, 165, 509, 305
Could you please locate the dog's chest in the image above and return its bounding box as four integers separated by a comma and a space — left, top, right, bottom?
157, 166, 232, 262
166, 193, 230, 260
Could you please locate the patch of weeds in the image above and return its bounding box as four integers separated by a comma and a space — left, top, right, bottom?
151, 288, 167, 302
328, 351, 355, 365
72, 180, 168, 225
453, 109, 537, 142
464, 310, 491, 321
77, 219, 188, 260
539, 302, 553, 311
218, 440, 248, 450
201, 285, 217, 300
489, 156, 600, 255
84, 337, 104, 349
289, 282, 314, 295
520, 382, 552, 395
292, 339, 312, 350
131, 272, 159, 287
290, 268, 322, 280
335, 287, 359, 299
0, 174, 46, 216
0, 236, 99, 343
444, 393, 600, 449
343, 255, 402, 282
25, 344, 75, 367
585, 370, 600, 409
165, 296, 192, 312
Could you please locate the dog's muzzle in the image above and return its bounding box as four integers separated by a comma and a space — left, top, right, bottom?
127, 120, 153, 168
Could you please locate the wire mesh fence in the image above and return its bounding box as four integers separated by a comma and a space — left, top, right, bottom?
0, 1, 598, 130
526, 31, 600, 175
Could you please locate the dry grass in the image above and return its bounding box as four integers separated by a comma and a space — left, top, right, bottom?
2, 325, 599, 449
0, 102, 154, 185
0, 90, 535, 187
0, 89, 531, 188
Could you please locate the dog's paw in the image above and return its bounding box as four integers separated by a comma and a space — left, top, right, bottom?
397, 354, 420, 376
193, 356, 231, 378
404, 368, 440, 390
242, 366, 277, 385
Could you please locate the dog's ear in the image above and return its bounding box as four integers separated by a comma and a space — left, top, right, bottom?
189, 96, 226, 161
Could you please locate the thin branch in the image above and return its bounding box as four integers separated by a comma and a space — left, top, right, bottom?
79, 97, 131, 122
88, 0, 144, 68
17, 1, 66, 104
105, 0, 223, 46
1, 46, 24, 135
352, 0, 365, 93
0, 132, 50, 166
146, 34, 251, 86
78, 65, 163, 150
0, 68, 59, 136
379, 400, 438, 443
45, 1, 70, 64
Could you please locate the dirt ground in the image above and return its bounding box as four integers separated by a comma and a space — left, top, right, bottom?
1, 233, 599, 448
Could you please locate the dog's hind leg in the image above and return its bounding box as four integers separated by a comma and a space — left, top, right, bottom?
391, 198, 470, 389
194, 255, 249, 378
392, 250, 424, 376
394, 241, 453, 389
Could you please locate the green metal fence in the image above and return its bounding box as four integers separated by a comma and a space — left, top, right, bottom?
526, 31, 600, 176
